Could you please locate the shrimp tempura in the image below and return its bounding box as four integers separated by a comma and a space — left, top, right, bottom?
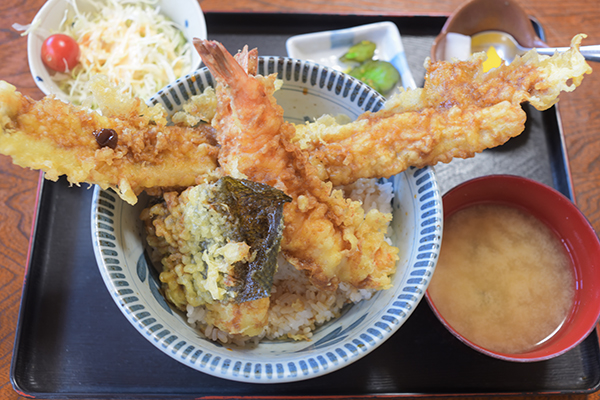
195, 40, 399, 292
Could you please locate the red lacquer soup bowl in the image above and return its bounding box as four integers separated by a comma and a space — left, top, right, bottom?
426, 174, 600, 362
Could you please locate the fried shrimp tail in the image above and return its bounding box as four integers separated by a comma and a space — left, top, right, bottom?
293, 34, 592, 186
0, 77, 219, 204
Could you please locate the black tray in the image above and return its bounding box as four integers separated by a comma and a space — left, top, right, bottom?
11, 12, 600, 399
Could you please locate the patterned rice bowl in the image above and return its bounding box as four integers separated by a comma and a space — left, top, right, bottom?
90, 57, 443, 383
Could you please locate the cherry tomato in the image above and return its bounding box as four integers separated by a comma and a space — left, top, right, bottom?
41, 34, 80, 73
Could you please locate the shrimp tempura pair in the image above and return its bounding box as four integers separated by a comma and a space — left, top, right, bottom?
194, 35, 590, 292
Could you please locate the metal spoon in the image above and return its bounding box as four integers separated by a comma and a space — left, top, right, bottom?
471, 31, 600, 63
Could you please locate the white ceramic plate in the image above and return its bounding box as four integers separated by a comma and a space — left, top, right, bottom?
286, 21, 416, 90
91, 57, 442, 383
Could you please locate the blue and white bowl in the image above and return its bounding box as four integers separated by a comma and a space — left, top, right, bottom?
91, 57, 442, 383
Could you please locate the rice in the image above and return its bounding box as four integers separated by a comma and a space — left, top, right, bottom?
143, 177, 394, 345
184, 258, 375, 345
339, 178, 394, 214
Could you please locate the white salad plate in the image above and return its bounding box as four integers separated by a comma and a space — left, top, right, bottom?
286, 21, 417, 90
90, 57, 442, 383
25, 0, 207, 102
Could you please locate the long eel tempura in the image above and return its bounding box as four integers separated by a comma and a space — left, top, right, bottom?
293, 34, 592, 186
0, 76, 219, 204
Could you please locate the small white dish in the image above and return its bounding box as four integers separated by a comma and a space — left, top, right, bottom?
26, 0, 207, 102
286, 21, 416, 90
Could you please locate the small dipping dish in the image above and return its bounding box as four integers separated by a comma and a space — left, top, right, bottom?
426, 175, 600, 362
431, 0, 547, 63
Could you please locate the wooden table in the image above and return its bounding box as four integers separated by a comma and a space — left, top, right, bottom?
1, 0, 599, 399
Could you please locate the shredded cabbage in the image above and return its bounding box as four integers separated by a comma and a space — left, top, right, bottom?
50, 0, 192, 104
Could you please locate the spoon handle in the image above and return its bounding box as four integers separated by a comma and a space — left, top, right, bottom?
536, 45, 600, 62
